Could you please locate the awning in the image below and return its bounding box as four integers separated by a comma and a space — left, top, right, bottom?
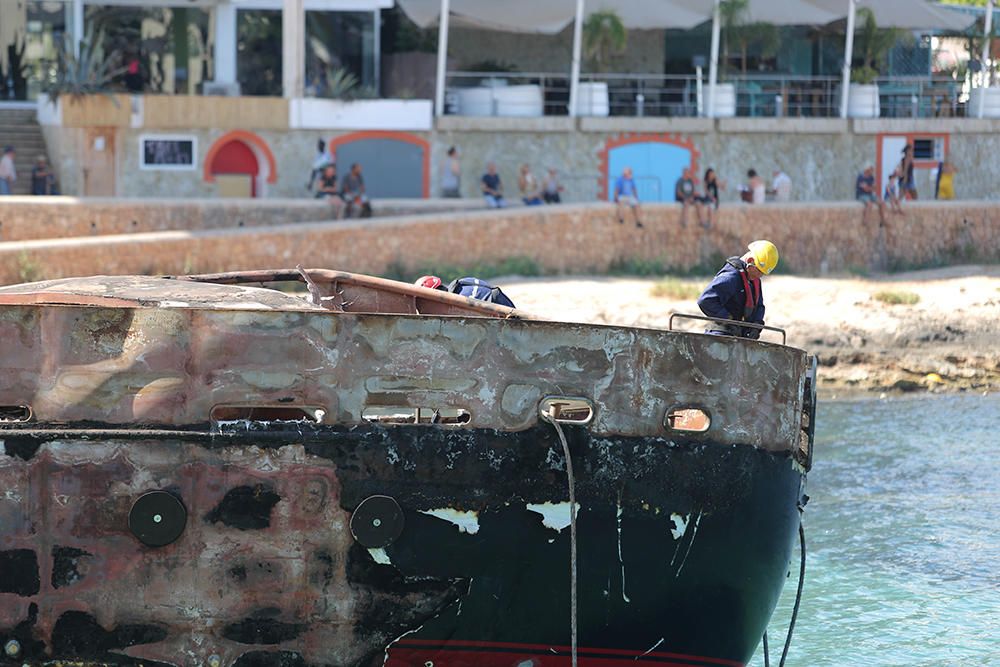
809, 0, 976, 31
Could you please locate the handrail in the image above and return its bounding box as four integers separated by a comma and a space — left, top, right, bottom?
668, 312, 787, 346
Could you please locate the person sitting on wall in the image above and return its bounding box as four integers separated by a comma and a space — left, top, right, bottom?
315, 164, 345, 219
518, 164, 543, 206
542, 167, 564, 204
614, 166, 643, 228
674, 166, 705, 227
740, 169, 765, 204
884, 165, 904, 215
855, 165, 886, 226
341, 163, 371, 218
697, 240, 779, 339
695, 167, 724, 228
306, 139, 333, 192
481, 162, 506, 208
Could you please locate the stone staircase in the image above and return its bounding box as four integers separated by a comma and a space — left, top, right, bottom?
0, 107, 50, 195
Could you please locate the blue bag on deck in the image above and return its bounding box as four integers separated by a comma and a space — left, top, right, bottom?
447, 277, 516, 308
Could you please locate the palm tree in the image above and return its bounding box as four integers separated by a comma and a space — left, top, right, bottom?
720, 0, 780, 75
583, 10, 627, 73
851, 7, 910, 84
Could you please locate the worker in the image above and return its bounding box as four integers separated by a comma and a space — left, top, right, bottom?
697, 240, 779, 339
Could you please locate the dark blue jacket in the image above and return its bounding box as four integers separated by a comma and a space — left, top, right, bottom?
697, 257, 765, 338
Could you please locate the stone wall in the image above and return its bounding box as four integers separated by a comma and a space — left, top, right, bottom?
0, 197, 483, 242
2, 201, 996, 286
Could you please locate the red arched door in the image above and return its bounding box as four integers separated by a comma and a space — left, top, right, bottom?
210, 140, 259, 197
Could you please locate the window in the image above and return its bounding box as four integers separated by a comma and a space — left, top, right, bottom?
305, 11, 377, 97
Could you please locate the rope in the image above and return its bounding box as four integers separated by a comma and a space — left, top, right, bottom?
780, 520, 807, 667
543, 415, 578, 667
761, 517, 806, 667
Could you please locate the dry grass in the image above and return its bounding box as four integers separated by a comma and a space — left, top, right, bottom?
873, 290, 920, 305
650, 278, 703, 301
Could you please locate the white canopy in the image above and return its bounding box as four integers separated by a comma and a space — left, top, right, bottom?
400, 0, 977, 33
809, 0, 975, 31
396, 0, 712, 33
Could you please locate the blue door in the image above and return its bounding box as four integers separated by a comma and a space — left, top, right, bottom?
607, 141, 694, 203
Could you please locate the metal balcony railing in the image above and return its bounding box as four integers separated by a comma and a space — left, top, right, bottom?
444, 71, 969, 119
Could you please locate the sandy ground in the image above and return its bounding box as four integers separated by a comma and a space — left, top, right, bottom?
500, 265, 1000, 397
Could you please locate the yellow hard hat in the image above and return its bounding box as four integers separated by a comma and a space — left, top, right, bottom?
747, 240, 779, 275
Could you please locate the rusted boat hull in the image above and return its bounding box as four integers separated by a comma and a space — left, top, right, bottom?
0, 273, 815, 667
1, 425, 802, 667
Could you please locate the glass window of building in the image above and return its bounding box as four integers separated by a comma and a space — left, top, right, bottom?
237, 9, 282, 97
305, 11, 376, 98
84, 5, 212, 95
1, 1, 73, 101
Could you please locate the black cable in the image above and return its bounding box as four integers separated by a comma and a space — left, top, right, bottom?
779, 519, 807, 667
763, 631, 770, 667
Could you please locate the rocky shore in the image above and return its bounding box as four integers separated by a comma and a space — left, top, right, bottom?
503, 265, 1000, 398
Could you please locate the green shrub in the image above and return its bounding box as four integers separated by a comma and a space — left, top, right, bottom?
872, 290, 920, 305
650, 278, 702, 300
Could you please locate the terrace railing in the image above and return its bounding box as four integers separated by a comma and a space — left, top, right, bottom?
444, 71, 967, 119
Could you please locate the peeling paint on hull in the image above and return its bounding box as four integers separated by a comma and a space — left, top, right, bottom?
0, 273, 815, 667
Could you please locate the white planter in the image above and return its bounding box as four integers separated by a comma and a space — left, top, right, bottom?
456, 87, 496, 116
575, 82, 609, 117
968, 87, 1000, 118
289, 98, 433, 130
707, 83, 736, 117
36, 93, 62, 126
847, 83, 880, 118
494, 85, 544, 117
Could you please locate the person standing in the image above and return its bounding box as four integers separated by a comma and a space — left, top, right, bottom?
481, 162, 506, 208
0, 146, 16, 195
614, 166, 643, 228
899, 144, 917, 200
441, 146, 461, 198
697, 240, 779, 339
31, 156, 55, 195
935, 160, 957, 200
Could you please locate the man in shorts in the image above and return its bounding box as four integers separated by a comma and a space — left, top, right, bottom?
614, 166, 643, 228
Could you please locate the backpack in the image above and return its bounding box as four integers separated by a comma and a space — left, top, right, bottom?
446, 277, 516, 308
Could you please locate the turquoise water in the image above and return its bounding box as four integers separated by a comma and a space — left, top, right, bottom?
755, 395, 1000, 667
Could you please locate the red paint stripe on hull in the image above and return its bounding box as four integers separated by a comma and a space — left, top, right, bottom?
387, 642, 744, 667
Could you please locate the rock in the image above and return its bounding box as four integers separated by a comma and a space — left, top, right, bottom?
891, 379, 923, 392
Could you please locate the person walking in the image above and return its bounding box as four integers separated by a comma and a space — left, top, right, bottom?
0, 146, 16, 195
441, 146, 461, 198
697, 240, 779, 339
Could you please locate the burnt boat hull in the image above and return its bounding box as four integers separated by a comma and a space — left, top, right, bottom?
1, 423, 802, 667
0, 274, 815, 667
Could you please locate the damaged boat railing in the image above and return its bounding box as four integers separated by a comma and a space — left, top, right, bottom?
168, 267, 523, 319
669, 312, 787, 345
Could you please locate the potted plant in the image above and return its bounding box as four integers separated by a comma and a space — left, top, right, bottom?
846, 8, 909, 118
578, 9, 626, 116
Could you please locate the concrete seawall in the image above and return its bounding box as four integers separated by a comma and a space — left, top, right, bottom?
1, 199, 996, 285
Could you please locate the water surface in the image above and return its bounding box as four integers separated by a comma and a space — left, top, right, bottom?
755, 394, 1000, 666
